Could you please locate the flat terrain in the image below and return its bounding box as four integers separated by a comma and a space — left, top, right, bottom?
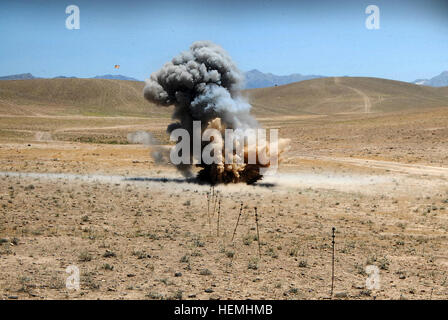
1, 78, 448, 300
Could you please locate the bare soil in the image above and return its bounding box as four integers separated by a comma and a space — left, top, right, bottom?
1, 108, 448, 300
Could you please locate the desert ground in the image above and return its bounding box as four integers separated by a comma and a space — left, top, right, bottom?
1, 78, 448, 300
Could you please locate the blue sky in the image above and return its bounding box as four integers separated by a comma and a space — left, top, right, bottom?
0, 0, 447, 82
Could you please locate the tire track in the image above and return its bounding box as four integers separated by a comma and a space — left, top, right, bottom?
334, 77, 372, 113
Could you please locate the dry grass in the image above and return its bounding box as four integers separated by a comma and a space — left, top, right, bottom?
246, 77, 448, 115
1, 164, 447, 299
0, 78, 169, 117
0, 78, 447, 299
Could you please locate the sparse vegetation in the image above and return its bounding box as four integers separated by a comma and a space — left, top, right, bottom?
79, 250, 92, 262
1, 88, 447, 299
199, 269, 212, 276
102, 263, 114, 271
248, 257, 259, 270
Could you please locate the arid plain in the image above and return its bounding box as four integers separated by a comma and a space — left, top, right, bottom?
1, 77, 448, 299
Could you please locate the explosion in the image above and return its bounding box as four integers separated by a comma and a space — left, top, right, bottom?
143, 41, 289, 184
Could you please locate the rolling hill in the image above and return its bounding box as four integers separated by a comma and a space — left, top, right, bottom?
0, 78, 167, 117
245, 77, 448, 115
1, 77, 448, 117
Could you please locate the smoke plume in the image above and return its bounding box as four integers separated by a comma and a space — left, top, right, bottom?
143, 41, 288, 184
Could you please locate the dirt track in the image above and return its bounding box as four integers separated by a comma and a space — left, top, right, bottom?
297, 155, 448, 178
334, 77, 372, 113
1, 107, 448, 300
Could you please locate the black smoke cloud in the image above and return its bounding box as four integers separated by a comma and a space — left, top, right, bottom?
144, 41, 256, 129
143, 41, 259, 180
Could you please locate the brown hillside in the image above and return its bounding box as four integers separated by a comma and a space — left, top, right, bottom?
1, 77, 448, 117
245, 77, 448, 115
0, 78, 168, 117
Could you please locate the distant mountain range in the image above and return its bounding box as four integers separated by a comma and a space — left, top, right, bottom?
2, 70, 448, 88
91, 74, 139, 81
0, 73, 35, 80
412, 71, 448, 87
0, 71, 325, 88
243, 69, 325, 89
0, 73, 139, 82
